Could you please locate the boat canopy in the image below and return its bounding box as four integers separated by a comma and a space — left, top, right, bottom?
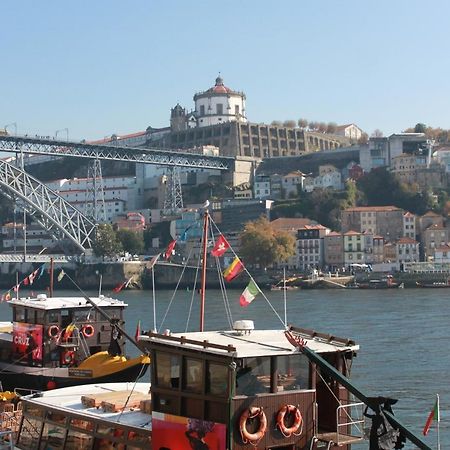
8, 295, 127, 310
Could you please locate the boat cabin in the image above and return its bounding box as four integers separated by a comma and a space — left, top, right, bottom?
0, 294, 126, 369
139, 322, 363, 450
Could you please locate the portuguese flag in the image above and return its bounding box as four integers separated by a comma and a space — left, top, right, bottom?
423, 396, 439, 436
223, 257, 244, 282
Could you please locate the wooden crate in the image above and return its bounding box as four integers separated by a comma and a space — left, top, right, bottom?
81, 390, 134, 408
102, 393, 151, 413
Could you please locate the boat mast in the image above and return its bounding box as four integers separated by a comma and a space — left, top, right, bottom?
49, 257, 54, 297
199, 209, 209, 332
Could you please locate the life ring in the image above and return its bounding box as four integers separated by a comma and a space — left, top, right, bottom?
239, 406, 267, 445
82, 324, 95, 338
276, 404, 303, 437
48, 325, 60, 339
61, 351, 75, 366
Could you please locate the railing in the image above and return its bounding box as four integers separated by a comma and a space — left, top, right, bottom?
0, 430, 14, 450
336, 401, 365, 445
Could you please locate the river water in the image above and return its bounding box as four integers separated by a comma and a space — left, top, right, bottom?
1, 287, 448, 448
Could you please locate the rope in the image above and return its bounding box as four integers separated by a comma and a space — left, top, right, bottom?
158, 246, 194, 332
313, 364, 363, 435
185, 246, 202, 332
117, 361, 148, 423
209, 216, 286, 328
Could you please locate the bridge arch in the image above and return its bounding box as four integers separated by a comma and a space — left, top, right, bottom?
0, 159, 96, 252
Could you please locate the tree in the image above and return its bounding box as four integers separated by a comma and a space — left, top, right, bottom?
93, 224, 123, 257
371, 129, 384, 137
239, 217, 295, 268
318, 122, 327, 133
358, 132, 369, 144
283, 120, 296, 128
414, 123, 427, 133
298, 118, 308, 129
271, 120, 282, 127
309, 121, 318, 131
116, 229, 144, 255
326, 122, 337, 134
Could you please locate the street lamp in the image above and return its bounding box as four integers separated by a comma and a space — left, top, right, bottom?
55, 128, 69, 141
5, 122, 17, 136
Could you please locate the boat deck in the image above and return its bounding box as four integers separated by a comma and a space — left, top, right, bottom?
317, 431, 363, 445
23, 382, 152, 431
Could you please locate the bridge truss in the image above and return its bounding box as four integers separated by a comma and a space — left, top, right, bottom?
0, 159, 96, 251
0, 135, 232, 170
0, 135, 233, 253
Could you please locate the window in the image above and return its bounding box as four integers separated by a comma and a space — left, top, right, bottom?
216, 104, 223, 115
184, 358, 203, 393
156, 352, 180, 388
236, 357, 270, 395
200, 105, 205, 116
235, 105, 240, 115
207, 363, 228, 396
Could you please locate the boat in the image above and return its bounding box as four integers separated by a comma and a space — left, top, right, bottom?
0, 293, 150, 392
357, 275, 403, 289
416, 280, 450, 288
8, 208, 432, 450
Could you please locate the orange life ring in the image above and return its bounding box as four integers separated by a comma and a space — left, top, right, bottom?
48, 325, 60, 339
276, 404, 303, 437
82, 324, 95, 338
61, 351, 75, 366
239, 406, 267, 445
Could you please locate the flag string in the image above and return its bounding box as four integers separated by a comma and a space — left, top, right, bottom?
0, 263, 47, 302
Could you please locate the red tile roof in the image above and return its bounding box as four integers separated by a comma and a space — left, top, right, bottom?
397, 237, 418, 244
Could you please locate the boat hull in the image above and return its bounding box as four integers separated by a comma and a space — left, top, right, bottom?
0, 360, 149, 392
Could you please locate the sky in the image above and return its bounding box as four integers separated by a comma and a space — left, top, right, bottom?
1, 0, 449, 141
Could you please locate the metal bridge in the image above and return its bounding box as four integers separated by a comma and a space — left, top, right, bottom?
0, 135, 232, 170
0, 135, 236, 252
0, 159, 96, 251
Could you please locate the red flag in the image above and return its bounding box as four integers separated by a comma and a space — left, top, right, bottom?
135, 320, 141, 342
113, 281, 126, 293
146, 253, 161, 270
112, 277, 133, 293
223, 257, 244, 282
13, 284, 20, 293
211, 235, 230, 257
164, 240, 177, 260
23, 277, 29, 286
423, 397, 439, 436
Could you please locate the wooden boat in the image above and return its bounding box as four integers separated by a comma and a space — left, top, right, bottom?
0, 293, 149, 392
357, 275, 403, 289
9, 209, 432, 450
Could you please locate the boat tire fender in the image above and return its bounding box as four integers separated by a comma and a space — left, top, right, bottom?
276, 404, 303, 437
48, 325, 60, 339
82, 324, 95, 338
239, 406, 267, 445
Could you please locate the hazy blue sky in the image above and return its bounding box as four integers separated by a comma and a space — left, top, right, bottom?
2, 1, 448, 141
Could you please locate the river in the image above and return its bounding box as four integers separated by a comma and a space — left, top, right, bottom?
1, 287, 448, 448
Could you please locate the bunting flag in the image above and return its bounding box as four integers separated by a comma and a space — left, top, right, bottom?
23, 277, 29, 286
164, 240, 177, 260
112, 277, 134, 293
135, 320, 141, 342
57, 269, 66, 282
38, 265, 46, 279
28, 269, 39, 285
146, 253, 161, 270
179, 224, 194, 242
13, 285, 20, 293
4, 291, 11, 302
223, 257, 244, 282
211, 235, 230, 257
423, 396, 439, 436
239, 280, 261, 307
